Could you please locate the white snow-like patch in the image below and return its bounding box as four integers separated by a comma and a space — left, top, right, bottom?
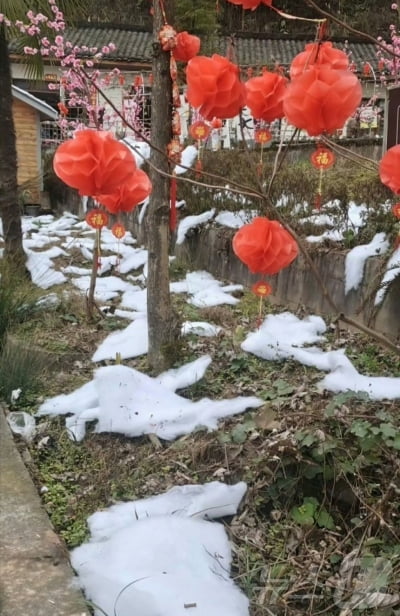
121, 137, 151, 167
71, 275, 131, 302
374, 246, 400, 306
70, 482, 249, 616
345, 233, 389, 294
170, 271, 242, 306
215, 210, 257, 229
242, 312, 400, 400
92, 315, 148, 362
174, 145, 198, 175
25, 247, 67, 289
176, 210, 215, 245
37, 363, 262, 441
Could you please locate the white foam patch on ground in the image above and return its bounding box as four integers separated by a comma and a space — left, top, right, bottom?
25, 246, 67, 289
92, 315, 148, 362
71, 275, 131, 302
70, 482, 249, 616
374, 246, 400, 306
170, 271, 242, 306
37, 362, 262, 441
242, 312, 400, 400
176, 210, 215, 245
306, 202, 368, 243
345, 233, 389, 294
215, 210, 257, 229
174, 145, 198, 175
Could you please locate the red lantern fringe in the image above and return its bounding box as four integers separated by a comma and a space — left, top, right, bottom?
170, 173, 177, 231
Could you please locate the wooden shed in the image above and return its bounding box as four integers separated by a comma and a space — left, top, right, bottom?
12, 85, 58, 205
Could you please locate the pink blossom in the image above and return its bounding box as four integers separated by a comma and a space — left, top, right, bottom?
86, 60, 94, 67
102, 45, 110, 54
391, 3, 398, 9
55, 35, 63, 45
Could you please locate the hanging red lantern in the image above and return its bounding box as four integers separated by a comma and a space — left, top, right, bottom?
85, 209, 109, 229
362, 62, 372, 77
211, 117, 223, 129
158, 24, 177, 51
172, 110, 181, 135
379, 145, 400, 194
57, 102, 68, 116
233, 217, 298, 275
173, 31, 200, 62
254, 128, 272, 144
245, 71, 287, 122
392, 203, 400, 219
378, 58, 385, 72
189, 120, 211, 141
252, 281, 272, 297
111, 222, 126, 239
53, 130, 136, 197
226, 0, 273, 8
290, 42, 349, 80
96, 169, 152, 214
310, 146, 335, 170
186, 54, 247, 120
283, 66, 362, 137
134, 75, 144, 89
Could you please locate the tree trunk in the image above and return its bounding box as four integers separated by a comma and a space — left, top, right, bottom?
146, 0, 178, 373
0, 25, 25, 269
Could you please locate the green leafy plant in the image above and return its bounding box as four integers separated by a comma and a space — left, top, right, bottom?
290, 496, 335, 530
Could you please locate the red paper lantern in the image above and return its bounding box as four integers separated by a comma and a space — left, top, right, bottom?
245, 71, 287, 122
85, 209, 109, 229
211, 117, 223, 129
392, 203, 400, 219
173, 31, 200, 62
53, 130, 136, 196
380, 145, 400, 194
227, 0, 272, 8
233, 217, 298, 275
283, 66, 362, 137
254, 128, 272, 144
186, 54, 246, 120
252, 281, 272, 297
290, 42, 349, 80
111, 222, 126, 239
189, 121, 210, 140
96, 168, 152, 214
310, 147, 335, 170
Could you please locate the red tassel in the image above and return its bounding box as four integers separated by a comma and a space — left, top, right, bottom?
314, 193, 322, 210
170, 174, 177, 231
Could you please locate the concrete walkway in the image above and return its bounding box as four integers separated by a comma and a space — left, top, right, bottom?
0, 406, 90, 616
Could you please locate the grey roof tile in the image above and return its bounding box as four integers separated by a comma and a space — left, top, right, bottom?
11, 25, 380, 70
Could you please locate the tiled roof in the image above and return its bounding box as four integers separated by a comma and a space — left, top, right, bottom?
12, 25, 380, 70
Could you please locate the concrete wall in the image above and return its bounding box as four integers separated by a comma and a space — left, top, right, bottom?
173, 225, 400, 341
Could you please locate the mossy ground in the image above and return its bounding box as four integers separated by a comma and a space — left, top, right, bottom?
8, 264, 400, 616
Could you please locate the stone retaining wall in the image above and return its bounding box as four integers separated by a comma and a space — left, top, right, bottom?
173, 225, 400, 341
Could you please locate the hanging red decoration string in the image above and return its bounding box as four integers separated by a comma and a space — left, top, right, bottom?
189, 120, 211, 174
251, 280, 272, 328
85, 209, 109, 269
186, 54, 246, 120
233, 217, 298, 276
283, 66, 362, 137
254, 127, 272, 176
111, 222, 126, 239
167, 139, 183, 231
310, 145, 336, 209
